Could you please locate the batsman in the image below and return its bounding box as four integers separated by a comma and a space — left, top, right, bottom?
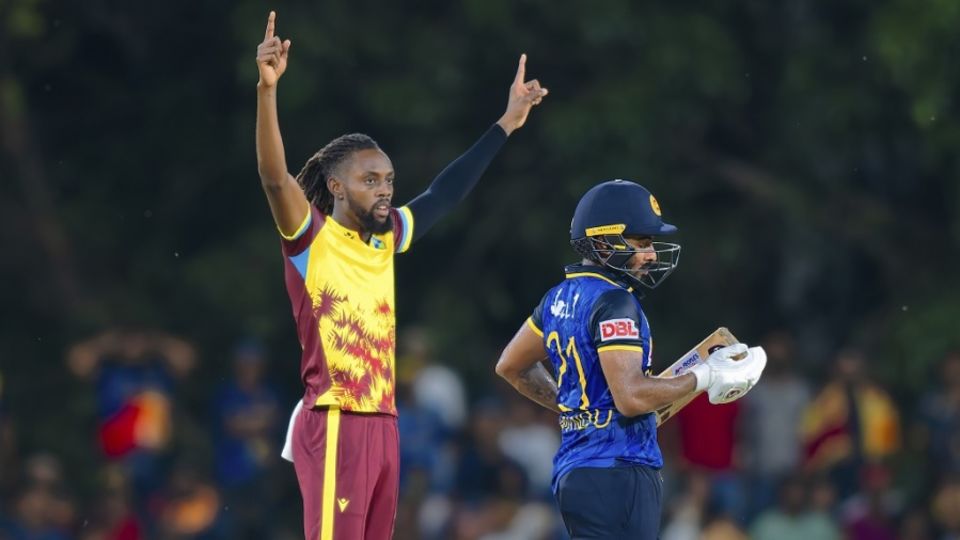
495, 179, 767, 539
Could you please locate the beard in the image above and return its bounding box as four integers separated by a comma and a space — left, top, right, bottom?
348, 196, 393, 235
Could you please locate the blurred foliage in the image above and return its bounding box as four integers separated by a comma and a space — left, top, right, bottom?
2, 0, 959, 465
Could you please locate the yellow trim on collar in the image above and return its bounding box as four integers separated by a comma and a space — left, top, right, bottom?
564, 271, 634, 293
565, 272, 620, 287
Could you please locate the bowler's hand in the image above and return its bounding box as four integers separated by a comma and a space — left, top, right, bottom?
257, 11, 291, 88
497, 54, 548, 136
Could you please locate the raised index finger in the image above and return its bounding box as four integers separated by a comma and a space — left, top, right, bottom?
264, 11, 276, 40
513, 53, 527, 85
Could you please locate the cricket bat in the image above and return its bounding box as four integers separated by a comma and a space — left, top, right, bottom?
654, 327, 741, 427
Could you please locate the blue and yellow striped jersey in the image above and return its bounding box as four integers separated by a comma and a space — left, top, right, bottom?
528, 264, 663, 493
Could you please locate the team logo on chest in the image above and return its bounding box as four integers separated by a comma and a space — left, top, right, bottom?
599, 318, 639, 341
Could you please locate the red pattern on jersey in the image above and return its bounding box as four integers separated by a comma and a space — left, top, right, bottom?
319, 297, 396, 412
330, 368, 373, 406
313, 286, 347, 318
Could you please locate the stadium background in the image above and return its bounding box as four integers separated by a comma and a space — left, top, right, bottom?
1, 0, 958, 538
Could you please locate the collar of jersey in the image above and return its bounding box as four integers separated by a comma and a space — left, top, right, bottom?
324, 215, 388, 250
563, 263, 634, 292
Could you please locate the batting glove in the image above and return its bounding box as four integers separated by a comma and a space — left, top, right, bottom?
690, 344, 767, 404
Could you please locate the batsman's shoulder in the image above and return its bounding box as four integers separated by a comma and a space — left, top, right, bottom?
595, 287, 640, 313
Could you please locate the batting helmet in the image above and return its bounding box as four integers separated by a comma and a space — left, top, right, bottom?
570, 179, 680, 289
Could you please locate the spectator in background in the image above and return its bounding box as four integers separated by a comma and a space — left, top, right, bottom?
19, 455, 75, 535
396, 376, 446, 490
662, 472, 750, 540
930, 473, 960, 539
149, 463, 223, 540
915, 350, 960, 489
394, 329, 463, 540
840, 462, 900, 540
0, 482, 71, 540
396, 328, 462, 492
78, 465, 143, 540
401, 399, 524, 540
450, 400, 553, 540
80, 491, 142, 540
742, 330, 811, 516
749, 474, 840, 540
394, 373, 450, 540
67, 329, 195, 505
809, 474, 839, 520
673, 392, 746, 523
497, 396, 559, 500
1, 454, 79, 540
211, 339, 282, 539
454, 400, 527, 505
399, 327, 468, 435
800, 347, 900, 500
699, 514, 748, 540
661, 472, 712, 540
897, 505, 934, 540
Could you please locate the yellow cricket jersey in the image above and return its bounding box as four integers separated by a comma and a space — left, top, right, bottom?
281, 205, 414, 415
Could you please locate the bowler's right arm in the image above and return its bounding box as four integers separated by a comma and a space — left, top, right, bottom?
255, 11, 309, 237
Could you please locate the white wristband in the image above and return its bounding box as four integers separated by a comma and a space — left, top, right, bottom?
691, 363, 711, 393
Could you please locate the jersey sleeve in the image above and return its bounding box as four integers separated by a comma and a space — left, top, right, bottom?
526, 294, 547, 338
589, 288, 645, 354
391, 206, 415, 254
280, 205, 324, 256
402, 124, 507, 246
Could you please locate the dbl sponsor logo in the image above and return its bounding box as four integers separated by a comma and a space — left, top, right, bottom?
599, 318, 639, 341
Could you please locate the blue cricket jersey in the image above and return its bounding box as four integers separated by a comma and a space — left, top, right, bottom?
527, 264, 664, 494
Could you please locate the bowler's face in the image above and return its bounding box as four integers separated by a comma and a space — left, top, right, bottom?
341, 148, 395, 224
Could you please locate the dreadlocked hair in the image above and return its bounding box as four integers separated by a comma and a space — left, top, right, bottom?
296, 133, 380, 215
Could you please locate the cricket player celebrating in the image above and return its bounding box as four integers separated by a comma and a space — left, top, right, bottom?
496, 179, 766, 539
254, 11, 547, 540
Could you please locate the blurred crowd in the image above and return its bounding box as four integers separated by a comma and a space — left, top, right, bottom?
2, 327, 960, 539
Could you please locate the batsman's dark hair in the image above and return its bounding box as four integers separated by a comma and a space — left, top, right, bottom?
296, 133, 380, 214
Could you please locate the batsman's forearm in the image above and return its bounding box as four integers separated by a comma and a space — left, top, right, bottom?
513, 363, 561, 413
632, 373, 698, 415
256, 84, 290, 186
